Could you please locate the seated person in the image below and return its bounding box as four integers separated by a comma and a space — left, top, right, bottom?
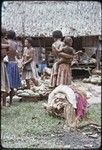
89, 53, 97, 64
78, 48, 90, 64
41, 67, 51, 80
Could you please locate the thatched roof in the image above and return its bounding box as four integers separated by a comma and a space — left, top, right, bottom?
2, 1, 101, 37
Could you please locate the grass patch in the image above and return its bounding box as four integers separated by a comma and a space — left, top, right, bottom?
1, 101, 101, 148
87, 103, 101, 125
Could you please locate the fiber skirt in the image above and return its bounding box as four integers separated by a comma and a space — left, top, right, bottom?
22, 60, 39, 80
23, 70, 34, 80
1, 61, 10, 93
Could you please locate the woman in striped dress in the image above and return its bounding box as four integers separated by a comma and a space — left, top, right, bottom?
50, 31, 74, 87
50, 30, 64, 87
56, 37, 75, 86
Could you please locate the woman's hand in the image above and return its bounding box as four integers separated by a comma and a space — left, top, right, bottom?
22, 62, 26, 66
21, 62, 26, 71
78, 50, 83, 53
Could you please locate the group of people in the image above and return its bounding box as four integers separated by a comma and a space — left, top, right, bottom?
50, 30, 102, 88
50, 30, 83, 88
1, 28, 39, 106
1, 29, 101, 107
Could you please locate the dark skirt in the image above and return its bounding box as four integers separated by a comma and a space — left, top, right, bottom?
6, 61, 21, 89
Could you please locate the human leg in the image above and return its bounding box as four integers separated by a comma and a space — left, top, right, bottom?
31, 78, 38, 86
25, 79, 30, 89
1, 92, 6, 106
10, 88, 14, 105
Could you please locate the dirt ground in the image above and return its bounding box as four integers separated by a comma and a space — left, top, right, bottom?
1, 82, 101, 149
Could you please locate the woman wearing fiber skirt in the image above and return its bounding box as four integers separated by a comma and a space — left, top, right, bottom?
22, 37, 39, 89
5, 30, 21, 105
1, 28, 10, 106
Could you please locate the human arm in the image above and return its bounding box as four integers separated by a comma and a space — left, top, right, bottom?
16, 51, 20, 59
58, 52, 73, 59
55, 58, 65, 65
52, 43, 63, 55
74, 50, 83, 55
2, 43, 9, 49
52, 45, 58, 56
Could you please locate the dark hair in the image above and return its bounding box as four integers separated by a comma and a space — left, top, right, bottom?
81, 48, 86, 53
16, 36, 22, 41
1, 28, 7, 37
7, 30, 16, 40
26, 37, 33, 46
52, 30, 63, 39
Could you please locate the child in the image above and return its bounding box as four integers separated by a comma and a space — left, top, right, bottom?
53, 36, 82, 75
51, 31, 74, 87
38, 48, 47, 76
78, 48, 90, 63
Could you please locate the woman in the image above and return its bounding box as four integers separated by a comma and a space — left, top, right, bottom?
50, 30, 64, 87
1, 28, 10, 106
50, 31, 74, 87
56, 37, 78, 86
22, 37, 38, 89
4, 30, 21, 105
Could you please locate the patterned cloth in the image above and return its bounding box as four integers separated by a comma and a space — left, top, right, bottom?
57, 63, 71, 86
48, 85, 87, 119
6, 61, 21, 89
50, 63, 71, 87
75, 93, 87, 118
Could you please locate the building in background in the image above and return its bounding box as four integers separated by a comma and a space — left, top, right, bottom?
2, 1, 101, 63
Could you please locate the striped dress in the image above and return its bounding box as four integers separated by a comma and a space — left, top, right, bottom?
51, 63, 72, 87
